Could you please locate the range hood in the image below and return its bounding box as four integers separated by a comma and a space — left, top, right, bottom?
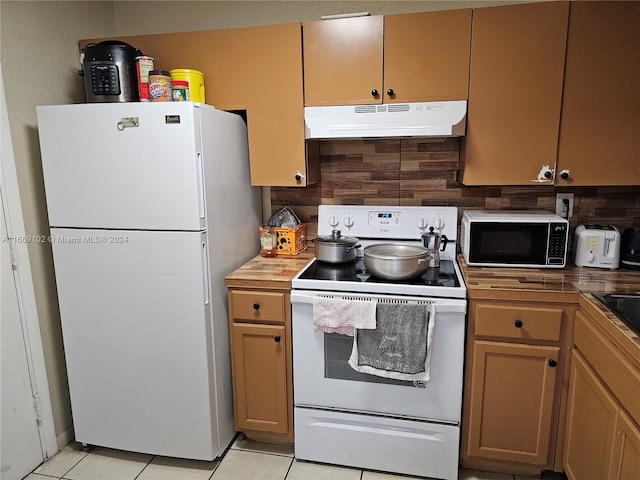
304, 100, 467, 139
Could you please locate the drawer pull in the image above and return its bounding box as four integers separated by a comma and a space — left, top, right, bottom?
548, 359, 558, 368
514, 320, 523, 328
253, 303, 260, 310
274, 335, 281, 343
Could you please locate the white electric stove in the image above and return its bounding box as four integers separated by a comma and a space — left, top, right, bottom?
291, 205, 467, 480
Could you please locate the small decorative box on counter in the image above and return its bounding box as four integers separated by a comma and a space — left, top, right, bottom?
275, 224, 307, 256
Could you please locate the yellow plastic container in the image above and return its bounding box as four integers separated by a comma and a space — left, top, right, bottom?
170, 69, 205, 103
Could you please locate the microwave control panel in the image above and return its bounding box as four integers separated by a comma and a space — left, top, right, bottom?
547, 223, 568, 264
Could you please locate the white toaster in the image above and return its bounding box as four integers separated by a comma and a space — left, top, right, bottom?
573, 224, 621, 269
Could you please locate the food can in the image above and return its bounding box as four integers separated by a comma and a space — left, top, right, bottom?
135, 56, 154, 101
148, 69, 172, 102
172, 80, 190, 101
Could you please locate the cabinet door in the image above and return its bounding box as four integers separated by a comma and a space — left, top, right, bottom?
461, 2, 569, 185
303, 16, 383, 106
556, 1, 640, 186
231, 322, 288, 434
611, 410, 640, 480
243, 22, 318, 187
383, 9, 471, 103
157, 29, 245, 110
563, 350, 618, 480
466, 341, 560, 465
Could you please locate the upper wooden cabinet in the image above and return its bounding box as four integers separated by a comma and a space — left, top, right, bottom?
302, 10, 471, 106
556, 1, 640, 186
303, 15, 383, 106
461, 1, 569, 186
383, 9, 471, 104
242, 22, 320, 187
157, 29, 246, 111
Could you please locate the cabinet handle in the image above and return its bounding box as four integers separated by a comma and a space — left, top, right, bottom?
548, 359, 558, 368
274, 335, 281, 343
514, 320, 523, 328
387, 88, 395, 97
544, 170, 552, 179
253, 303, 260, 310
560, 171, 570, 180
371, 89, 379, 97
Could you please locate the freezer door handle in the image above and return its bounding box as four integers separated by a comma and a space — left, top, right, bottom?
202, 241, 210, 305
196, 152, 205, 220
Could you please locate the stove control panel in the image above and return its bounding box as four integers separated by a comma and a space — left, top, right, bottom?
368, 210, 401, 226
318, 205, 458, 242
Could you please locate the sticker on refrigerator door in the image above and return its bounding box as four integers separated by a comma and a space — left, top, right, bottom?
116, 117, 139, 131
165, 115, 181, 124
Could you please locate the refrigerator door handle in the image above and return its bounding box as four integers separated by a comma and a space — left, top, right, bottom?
201, 241, 210, 305
196, 152, 205, 220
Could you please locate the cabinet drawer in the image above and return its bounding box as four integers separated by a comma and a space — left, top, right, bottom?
574, 311, 640, 426
230, 290, 286, 324
474, 304, 563, 342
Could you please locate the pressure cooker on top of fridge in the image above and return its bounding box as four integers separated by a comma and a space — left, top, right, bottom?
81, 40, 142, 103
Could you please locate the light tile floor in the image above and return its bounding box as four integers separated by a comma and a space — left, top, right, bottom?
27, 435, 568, 480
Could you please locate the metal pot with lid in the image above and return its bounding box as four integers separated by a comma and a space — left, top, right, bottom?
314, 230, 360, 264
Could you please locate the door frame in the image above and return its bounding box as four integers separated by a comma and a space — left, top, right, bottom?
1, 62, 58, 459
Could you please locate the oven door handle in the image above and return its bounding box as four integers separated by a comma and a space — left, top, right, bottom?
290, 290, 467, 314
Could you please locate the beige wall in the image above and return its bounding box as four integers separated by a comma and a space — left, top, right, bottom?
1, 0, 117, 445
1, 0, 525, 446
112, 0, 522, 35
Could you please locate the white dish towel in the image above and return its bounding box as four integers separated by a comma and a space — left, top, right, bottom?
348, 302, 436, 383
312, 296, 377, 337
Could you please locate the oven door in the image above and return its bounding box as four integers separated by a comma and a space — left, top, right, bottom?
290, 290, 466, 423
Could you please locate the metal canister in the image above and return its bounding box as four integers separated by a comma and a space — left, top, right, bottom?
148, 69, 172, 102
135, 56, 154, 101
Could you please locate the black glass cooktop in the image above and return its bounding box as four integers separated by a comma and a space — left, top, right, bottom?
299, 258, 460, 288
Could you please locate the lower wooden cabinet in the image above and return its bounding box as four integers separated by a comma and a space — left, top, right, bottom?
231, 322, 288, 433
614, 411, 640, 480
563, 309, 640, 480
564, 350, 619, 479
227, 288, 293, 440
466, 341, 559, 465
462, 299, 575, 474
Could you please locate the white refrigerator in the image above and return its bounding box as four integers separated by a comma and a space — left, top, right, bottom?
36, 102, 262, 460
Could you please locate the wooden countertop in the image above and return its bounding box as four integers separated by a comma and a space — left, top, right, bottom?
224, 250, 315, 289
225, 250, 640, 362
458, 254, 640, 364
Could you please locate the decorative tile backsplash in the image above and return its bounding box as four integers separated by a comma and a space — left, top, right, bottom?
270, 138, 640, 241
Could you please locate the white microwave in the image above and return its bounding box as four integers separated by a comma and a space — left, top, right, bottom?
461, 210, 569, 268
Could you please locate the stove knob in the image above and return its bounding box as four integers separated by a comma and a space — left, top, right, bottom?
417, 217, 428, 230
329, 215, 340, 229
434, 217, 445, 230
344, 216, 355, 229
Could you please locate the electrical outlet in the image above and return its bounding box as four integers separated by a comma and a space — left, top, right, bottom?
555, 193, 574, 218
